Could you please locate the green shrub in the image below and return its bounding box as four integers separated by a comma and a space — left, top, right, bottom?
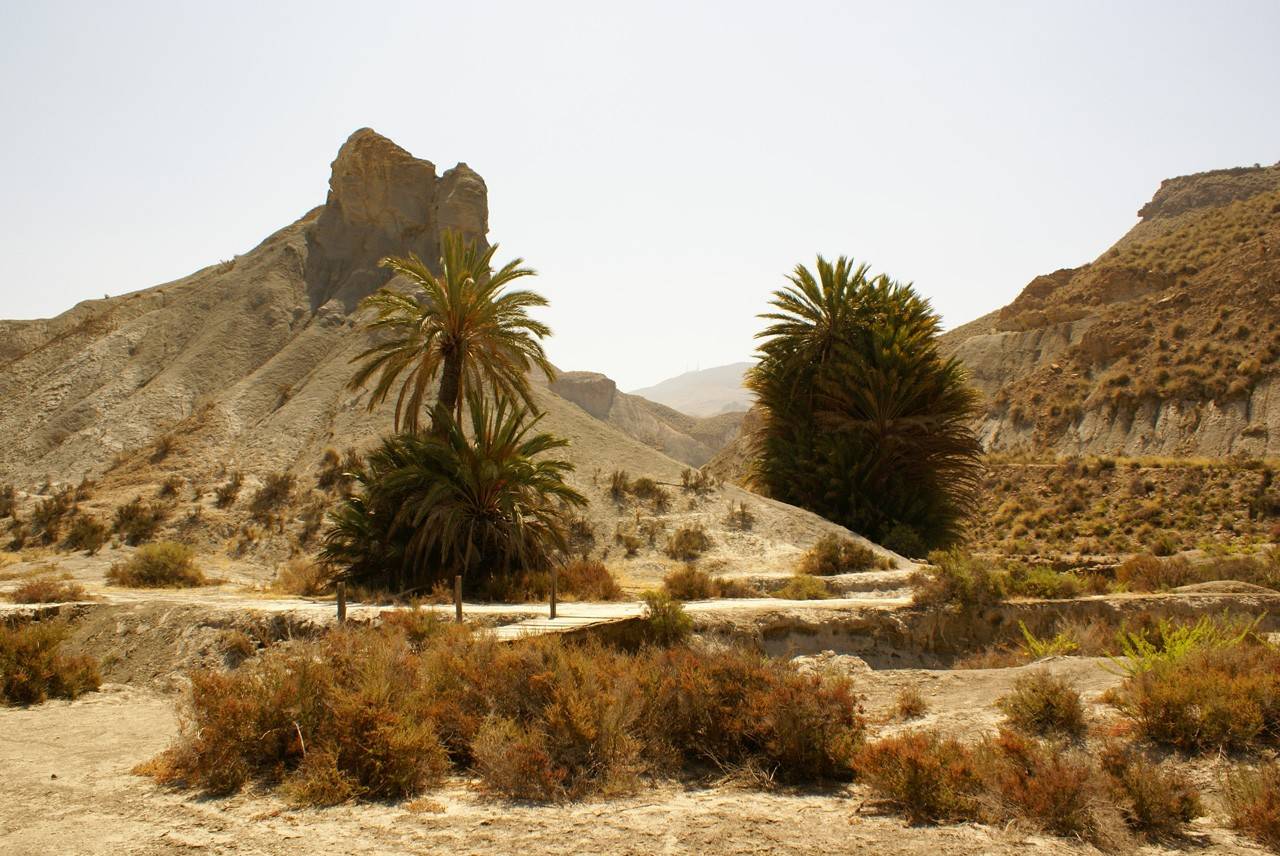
0, 621, 100, 705
881, 523, 928, 559
797, 533, 881, 575
664, 524, 710, 560
640, 590, 692, 645
909, 549, 1005, 609
107, 542, 205, 588
1005, 563, 1082, 599
997, 671, 1086, 738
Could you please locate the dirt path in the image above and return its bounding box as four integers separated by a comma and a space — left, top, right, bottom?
0, 667, 1272, 856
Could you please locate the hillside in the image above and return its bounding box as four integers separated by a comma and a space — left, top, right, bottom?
0, 129, 902, 577
629, 362, 754, 417
941, 162, 1280, 456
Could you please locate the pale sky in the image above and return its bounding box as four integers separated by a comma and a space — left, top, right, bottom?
2, 1, 1278, 390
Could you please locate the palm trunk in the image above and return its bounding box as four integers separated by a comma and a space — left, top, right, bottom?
433, 353, 463, 434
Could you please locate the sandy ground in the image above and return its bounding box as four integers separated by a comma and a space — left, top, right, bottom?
1, 658, 1273, 856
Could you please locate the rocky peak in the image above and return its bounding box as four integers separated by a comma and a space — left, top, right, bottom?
303, 128, 489, 310
549, 371, 617, 419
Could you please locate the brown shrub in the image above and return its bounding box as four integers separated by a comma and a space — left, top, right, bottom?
0, 621, 100, 705
557, 558, 623, 601
249, 472, 295, 519
112, 497, 168, 545
107, 542, 205, 588
663, 564, 715, 600
997, 671, 1086, 739
1110, 641, 1280, 752
1098, 742, 1200, 839
1115, 554, 1198, 591
798, 533, 882, 575
664, 524, 710, 560
271, 557, 329, 597
855, 731, 982, 823
1224, 763, 1280, 851
214, 472, 243, 508
8, 579, 87, 604
63, 514, 109, 554
139, 623, 865, 804
894, 687, 928, 720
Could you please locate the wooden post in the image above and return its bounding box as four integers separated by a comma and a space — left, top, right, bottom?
336, 582, 346, 624
454, 575, 463, 623
550, 565, 558, 620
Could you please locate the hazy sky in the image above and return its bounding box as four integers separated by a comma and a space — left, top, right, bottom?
2, 2, 1278, 389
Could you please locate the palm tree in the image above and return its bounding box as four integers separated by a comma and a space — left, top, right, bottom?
321, 392, 585, 594
746, 256, 981, 553
348, 231, 554, 434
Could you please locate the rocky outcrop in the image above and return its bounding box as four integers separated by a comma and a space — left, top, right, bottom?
303, 128, 488, 311
549, 372, 617, 420
941, 161, 1280, 457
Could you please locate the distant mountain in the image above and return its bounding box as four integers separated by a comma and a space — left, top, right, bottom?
629, 362, 754, 418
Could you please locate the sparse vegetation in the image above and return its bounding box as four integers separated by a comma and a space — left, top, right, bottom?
1224, 763, 1280, 851
106, 542, 205, 588
797, 533, 881, 575
8, 578, 87, 603
724, 501, 754, 531
214, 471, 243, 508
664, 524, 710, 560
894, 687, 927, 720
996, 671, 1086, 739
112, 496, 168, 545
0, 621, 100, 705
248, 472, 294, 520
138, 622, 865, 803
63, 514, 108, 554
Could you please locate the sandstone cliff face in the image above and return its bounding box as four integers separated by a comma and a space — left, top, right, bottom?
942, 162, 1280, 457
303, 128, 488, 311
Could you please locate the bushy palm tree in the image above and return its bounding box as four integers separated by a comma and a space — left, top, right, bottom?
349, 231, 554, 434
321, 393, 585, 594
747, 256, 981, 553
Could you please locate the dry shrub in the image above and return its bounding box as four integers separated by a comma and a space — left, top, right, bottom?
797, 533, 882, 575
217, 630, 256, 665
978, 729, 1126, 848
214, 472, 243, 508
557, 558, 623, 601
894, 686, 928, 720
1110, 641, 1280, 752
1115, 554, 1198, 591
139, 623, 865, 805
63, 514, 108, 554
0, 621, 100, 705
664, 524, 710, 560
250, 472, 295, 520
8, 578, 87, 604
1098, 742, 1200, 839
1224, 763, 1280, 851
1004, 563, 1083, 599
910, 550, 1005, 609
107, 541, 205, 588
272, 557, 329, 597
157, 474, 184, 499
112, 496, 168, 545
771, 574, 831, 600
997, 671, 1086, 739
663, 564, 757, 600
855, 731, 982, 823
28, 488, 75, 544
0, 484, 14, 518
724, 501, 754, 531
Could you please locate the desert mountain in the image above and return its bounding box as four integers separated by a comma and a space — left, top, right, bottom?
0, 129, 901, 574
941, 163, 1280, 457
630, 362, 754, 417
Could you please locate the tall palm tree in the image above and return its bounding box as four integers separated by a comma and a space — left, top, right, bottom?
746, 256, 981, 553
348, 231, 554, 434
321, 392, 585, 593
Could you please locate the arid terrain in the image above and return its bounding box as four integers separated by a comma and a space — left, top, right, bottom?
3, 132, 1280, 856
